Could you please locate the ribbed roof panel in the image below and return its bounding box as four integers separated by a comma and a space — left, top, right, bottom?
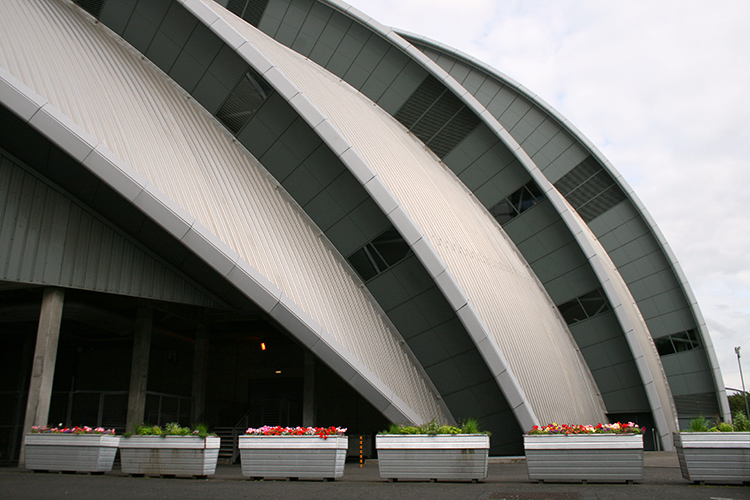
217, 4, 607, 425
0, 0, 446, 423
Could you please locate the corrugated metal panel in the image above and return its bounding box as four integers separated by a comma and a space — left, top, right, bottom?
24, 434, 119, 473
0, 0, 445, 423
673, 392, 720, 417
394, 74, 480, 158
234, 7, 606, 426
216, 68, 273, 134
554, 156, 627, 222
675, 433, 748, 483
239, 436, 347, 479
227, 0, 269, 27
118, 436, 220, 476
409, 37, 722, 425
408, 34, 701, 353
577, 218, 679, 443
0, 153, 220, 307
72, 0, 103, 18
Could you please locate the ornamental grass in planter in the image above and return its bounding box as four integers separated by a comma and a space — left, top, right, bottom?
24, 425, 119, 474
376, 419, 490, 483
238, 426, 348, 481
524, 422, 644, 484
119, 423, 219, 478
674, 415, 750, 485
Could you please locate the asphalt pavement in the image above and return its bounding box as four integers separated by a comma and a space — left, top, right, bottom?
0, 452, 748, 500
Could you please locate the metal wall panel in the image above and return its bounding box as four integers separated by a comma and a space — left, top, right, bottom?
0, 153, 220, 307
0, 0, 446, 424
407, 36, 727, 413
406, 37, 701, 336
203, 0, 712, 441
231, 7, 607, 426
256, 0, 425, 115
396, 32, 725, 427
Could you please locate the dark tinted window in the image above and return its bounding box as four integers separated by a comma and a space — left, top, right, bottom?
347, 227, 412, 282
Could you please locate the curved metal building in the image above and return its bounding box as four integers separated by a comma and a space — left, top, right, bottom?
0, 0, 728, 458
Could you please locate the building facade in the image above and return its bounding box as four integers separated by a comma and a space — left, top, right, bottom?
0, 0, 728, 460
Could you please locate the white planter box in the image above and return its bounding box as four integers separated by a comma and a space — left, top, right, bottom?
674, 432, 750, 484
119, 436, 220, 477
238, 435, 347, 481
524, 433, 644, 483
376, 434, 489, 482
24, 434, 120, 473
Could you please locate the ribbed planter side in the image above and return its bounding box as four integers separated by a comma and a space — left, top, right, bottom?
119, 436, 220, 477
524, 434, 644, 483
238, 435, 348, 480
674, 432, 750, 484
24, 434, 120, 473
376, 435, 490, 482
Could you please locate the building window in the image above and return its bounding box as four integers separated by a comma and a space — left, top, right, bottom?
394, 75, 480, 158
490, 181, 545, 225
347, 227, 412, 281
225, 0, 269, 26
558, 289, 611, 325
216, 69, 273, 135
654, 330, 701, 356
553, 156, 626, 222
73, 0, 104, 18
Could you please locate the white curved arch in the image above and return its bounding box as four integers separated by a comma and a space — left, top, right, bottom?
364, 27, 682, 445
282, 0, 681, 446
399, 32, 729, 424
0, 1, 447, 426
199, 0, 608, 430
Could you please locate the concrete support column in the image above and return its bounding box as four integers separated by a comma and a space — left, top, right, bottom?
303, 352, 315, 427
126, 305, 152, 433
191, 326, 208, 424
19, 287, 65, 465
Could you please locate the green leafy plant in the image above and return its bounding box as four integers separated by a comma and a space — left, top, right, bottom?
715, 422, 734, 432
165, 422, 190, 436
136, 424, 162, 436
684, 414, 750, 432
733, 411, 750, 432
461, 418, 481, 434
688, 416, 710, 432
422, 419, 440, 435
194, 423, 211, 437
437, 425, 461, 434
127, 423, 214, 438
379, 418, 487, 435
728, 392, 748, 420
384, 423, 402, 435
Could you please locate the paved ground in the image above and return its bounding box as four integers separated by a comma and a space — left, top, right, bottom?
1, 452, 747, 500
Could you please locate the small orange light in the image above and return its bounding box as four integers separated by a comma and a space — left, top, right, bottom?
260, 342, 266, 351
275, 370, 282, 374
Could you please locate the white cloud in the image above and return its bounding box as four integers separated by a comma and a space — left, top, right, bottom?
347, 0, 750, 394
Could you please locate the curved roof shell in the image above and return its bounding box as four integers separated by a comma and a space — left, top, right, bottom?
0, 0, 448, 426
403, 32, 729, 426
201, 0, 729, 443
0, 0, 729, 452
206, 0, 606, 428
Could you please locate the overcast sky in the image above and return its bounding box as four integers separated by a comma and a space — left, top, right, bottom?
344, 0, 750, 394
